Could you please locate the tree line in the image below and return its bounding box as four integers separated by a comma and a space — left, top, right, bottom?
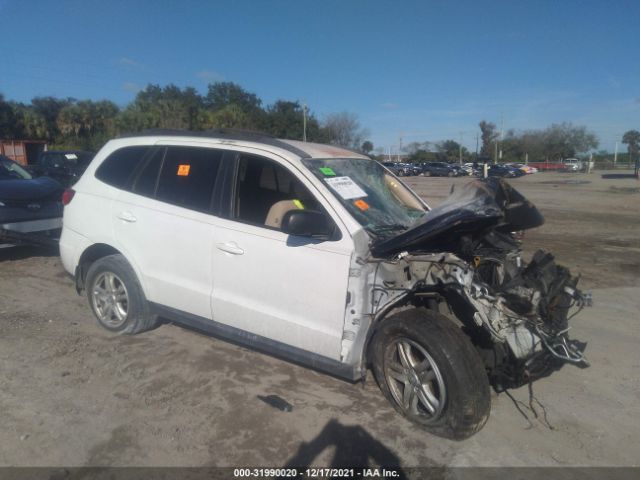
2, 82, 638, 164
0, 83, 371, 153
401, 121, 602, 164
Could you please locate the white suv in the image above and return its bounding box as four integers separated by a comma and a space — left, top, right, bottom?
60, 130, 590, 439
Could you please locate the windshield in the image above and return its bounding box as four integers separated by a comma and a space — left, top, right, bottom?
0, 157, 32, 180
302, 158, 427, 235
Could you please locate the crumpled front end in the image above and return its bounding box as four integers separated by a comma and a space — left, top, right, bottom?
369, 248, 590, 389
366, 177, 590, 388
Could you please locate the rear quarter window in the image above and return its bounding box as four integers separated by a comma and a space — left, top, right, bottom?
155, 146, 223, 213
95, 146, 152, 189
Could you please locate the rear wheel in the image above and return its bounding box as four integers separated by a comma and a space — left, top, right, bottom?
85, 254, 157, 334
371, 309, 490, 439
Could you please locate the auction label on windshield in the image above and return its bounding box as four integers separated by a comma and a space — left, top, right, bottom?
325, 176, 367, 200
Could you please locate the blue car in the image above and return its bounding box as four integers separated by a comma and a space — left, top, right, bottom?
0, 155, 63, 247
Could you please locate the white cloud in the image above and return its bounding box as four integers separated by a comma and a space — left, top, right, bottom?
118, 57, 142, 68
196, 70, 225, 83
122, 82, 141, 93
607, 75, 621, 89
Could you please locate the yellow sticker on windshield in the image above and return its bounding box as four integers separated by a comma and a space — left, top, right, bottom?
293, 199, 304, 209
177, 164, 191, 176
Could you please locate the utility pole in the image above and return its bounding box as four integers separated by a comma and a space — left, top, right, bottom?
499, 113, 504, 162
475, 133, 479, 160
614, 140, 618, 168
459, 131, 463, 165
302, 103, 308, 142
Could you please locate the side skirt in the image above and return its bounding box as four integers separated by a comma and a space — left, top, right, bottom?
149, 302, 364, 382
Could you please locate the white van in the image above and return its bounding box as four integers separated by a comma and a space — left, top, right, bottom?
59, 130, 590, 439
563, 158, 583, 172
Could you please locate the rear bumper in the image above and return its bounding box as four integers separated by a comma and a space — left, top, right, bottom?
1, 217, 62, 233
0, 217, 62, 247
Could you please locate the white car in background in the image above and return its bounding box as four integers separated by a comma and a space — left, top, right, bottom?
563, 158, 583, 172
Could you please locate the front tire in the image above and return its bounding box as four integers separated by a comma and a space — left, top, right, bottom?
371, 309, 490, 439
85, 254, 157, 334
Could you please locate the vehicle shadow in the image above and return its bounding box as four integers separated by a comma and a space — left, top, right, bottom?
0, 244, 59, 262
282, 418, 407, 473
601, 173, 638, 179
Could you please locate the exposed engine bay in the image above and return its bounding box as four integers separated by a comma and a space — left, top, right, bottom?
365, 177, 591, 388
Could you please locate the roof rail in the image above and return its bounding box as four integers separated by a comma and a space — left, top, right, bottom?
117, 128, 311, 158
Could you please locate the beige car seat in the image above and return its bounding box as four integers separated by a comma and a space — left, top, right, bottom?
264, 200, 300, 229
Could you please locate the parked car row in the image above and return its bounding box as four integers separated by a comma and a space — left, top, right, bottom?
382, 162, 420, 176
382, 160, 540, 178
383, 161, 467, 177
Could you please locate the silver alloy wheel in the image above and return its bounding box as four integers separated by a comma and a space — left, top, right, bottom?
91, 272, 129, 328
384, 337, 446, 421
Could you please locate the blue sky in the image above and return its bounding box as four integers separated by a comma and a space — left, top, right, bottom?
1, 0, 638, 153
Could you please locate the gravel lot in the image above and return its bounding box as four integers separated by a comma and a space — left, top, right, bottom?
1, 171, 638, 469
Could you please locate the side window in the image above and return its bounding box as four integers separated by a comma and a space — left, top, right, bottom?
132, 148, 166, 198
95, 146, 151, 189
234, 155, 321, 230
155, 146, 222, 213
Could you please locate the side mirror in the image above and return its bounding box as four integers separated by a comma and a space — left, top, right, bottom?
281, 210, 334, 239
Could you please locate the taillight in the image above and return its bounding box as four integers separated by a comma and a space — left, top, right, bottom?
62, 188, 75, 206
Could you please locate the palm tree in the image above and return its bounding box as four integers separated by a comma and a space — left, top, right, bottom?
622, 130, 640, 159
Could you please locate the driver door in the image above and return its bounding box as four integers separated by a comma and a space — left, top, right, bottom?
211, 153, 354, 360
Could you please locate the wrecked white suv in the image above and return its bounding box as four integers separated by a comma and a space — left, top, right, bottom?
60, 130, 590, 439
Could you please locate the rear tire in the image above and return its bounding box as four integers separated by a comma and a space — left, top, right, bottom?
85, 254, 157, 334
371, 309, 490, 439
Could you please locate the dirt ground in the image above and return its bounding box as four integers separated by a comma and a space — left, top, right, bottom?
0, 171, 639, 469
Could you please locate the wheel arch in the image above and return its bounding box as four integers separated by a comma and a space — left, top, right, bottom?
75, 244, 145, 296
361, 287, 482, 370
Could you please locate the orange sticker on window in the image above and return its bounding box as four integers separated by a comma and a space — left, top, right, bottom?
354, 199, 370, 211
177, 164, 191, 176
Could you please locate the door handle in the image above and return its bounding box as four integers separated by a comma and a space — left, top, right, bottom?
216, 242, 244, 255
117, 211, 137, 223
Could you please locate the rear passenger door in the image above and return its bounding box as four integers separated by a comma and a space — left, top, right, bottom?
211, 153, 354, 360
112, 145, 224, 320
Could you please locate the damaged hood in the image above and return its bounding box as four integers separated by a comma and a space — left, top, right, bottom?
371, 177, 544, 257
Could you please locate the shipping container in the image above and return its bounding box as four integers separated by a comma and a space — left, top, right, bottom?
0, 140, 47, 166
